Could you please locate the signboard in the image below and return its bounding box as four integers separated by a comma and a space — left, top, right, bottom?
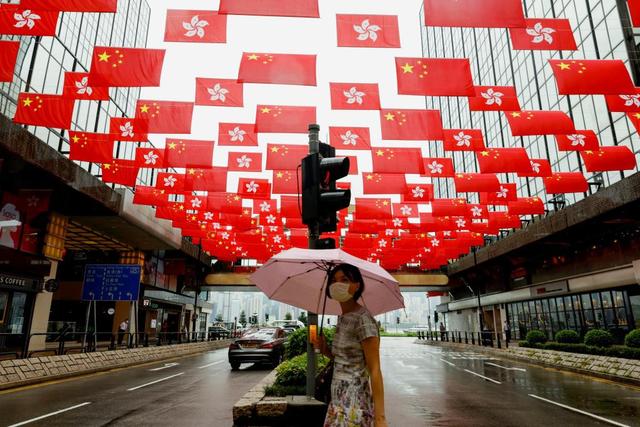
530, 280, 568, 297
82, 264, 141, 301
0, 272, 39, 292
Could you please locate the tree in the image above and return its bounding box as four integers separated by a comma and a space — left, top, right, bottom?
298, 311, 308, 326
239, 310, 247, 327
285, 312, 293, 321
215, 314, 223, 323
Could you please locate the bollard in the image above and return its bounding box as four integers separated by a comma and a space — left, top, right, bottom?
497, 332, 501, 349
465, 331, 468, 344
109, 334, 116, 350
471, 332, 475, 345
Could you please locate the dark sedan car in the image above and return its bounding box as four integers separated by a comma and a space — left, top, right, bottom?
228, 327, 286, 370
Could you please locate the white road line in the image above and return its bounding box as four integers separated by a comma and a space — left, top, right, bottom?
149, 362, 179, 371
8, 402, 92, 426
198, 360, 224, 369
439, 358, 455, 367
463, 369, 502, 384
485, 362, 526, 372
528, 394, 630, 427
127, 372, 184, 391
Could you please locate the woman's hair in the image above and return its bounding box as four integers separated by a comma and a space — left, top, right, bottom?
326, 263, 365, 301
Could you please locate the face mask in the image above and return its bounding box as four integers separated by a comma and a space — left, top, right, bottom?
329, 281, 352, 302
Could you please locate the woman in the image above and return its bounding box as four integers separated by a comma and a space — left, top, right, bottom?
316, 263, 387, 427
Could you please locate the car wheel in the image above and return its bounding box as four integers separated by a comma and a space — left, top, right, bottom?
230, 361, 241, 371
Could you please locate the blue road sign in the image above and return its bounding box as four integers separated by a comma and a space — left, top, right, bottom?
82, 264, 141, 301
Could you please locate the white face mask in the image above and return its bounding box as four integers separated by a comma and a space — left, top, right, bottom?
329, 281, 352, 302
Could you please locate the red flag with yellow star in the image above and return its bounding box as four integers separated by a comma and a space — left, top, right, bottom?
0, 6, 59, 36
272, 170, 301, 194
62, 72, 110, 100
68, 131, 113, 163
89, 46, 165, 87
132, 186, 168, 207
424, 0, 525, 28
627, 112, 640, 134
476, 148, 532, 173
329, 126, 371, 150
135, 100, 193, 134
218, 123, 257, 146
354, 198, 392, 220
265, 144, 309, 170
554, 130, 600, 151
443, 129, 485, 151
195, 78, 243, 107
395, 57, 474, 96
0, 41, 19, 82
218, 0, 319, 18
109, 117, 148, 142
371, 147, 424, 174
580, 146, 636, 172
422, 157, 455, 177
238, 178, 271, 199
454, 173, 501, 193
379, 109, 443, 140
362, 173, 406, 194
255, 105, 316, 133
164, 10, 227, 43
135, 147, 165, 169
184, 167, 227, 192
505, 110, 574, 136
544, 172, 588, 194
430, 199, 468, 217
13, 93, 75, 129
155, 172, 186, 193
164, 139, 214, 168
101, 160, 139, 187
238, 52, 317, 86
468, 86, 521, 111
19, 0, 117, 12
336, 14, 400, 48
509, 19, 577, 51
549, 59, 635, 95
227, 152, 263, 172
207, 193, 243, 214
330, 82, 381, 110
508, 197, 545, 216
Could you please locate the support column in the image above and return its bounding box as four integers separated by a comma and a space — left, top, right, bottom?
27, 261, 58, 352
632, 259, 640, 284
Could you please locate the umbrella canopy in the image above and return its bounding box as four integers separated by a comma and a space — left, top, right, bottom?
250, 248, 404, 316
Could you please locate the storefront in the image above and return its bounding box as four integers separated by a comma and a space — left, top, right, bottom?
0, 272, 40, 353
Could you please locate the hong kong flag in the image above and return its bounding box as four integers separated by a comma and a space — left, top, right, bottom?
506, 110, 574, 136
195, 78, 243, 107
0, 6, 59, 36
164, 10, 226, 43
468, 86, 521, 111
395, 57, 474, 97
362, 173, 406, 195
423, 0, 525, 28
544, 172, 588, 194
580, 146, 637, 172
135, 100, 193, 134
443, 129, 485, 151
68, 132, 113, 163
218, 123, 258, 146
380, 109, 443, 140
19, 0, 117, 12
477, 148, 532, 174
392, 203, 420, 218
109, 118, 148, 142
165, 139, 214, 168
132, 186, 168, 207
228, 152, 263, 172
329, 127, 371, 150
218, 0, 319, 18
238, 178, 271, 200
404, 184, 434, 202
184, 167, 227, 192
266, 144, 308, 170
605, 91, 640, 112
508, 197, 545, 216
101, 160, 139, 187
272, 170, 301, 194
238, 52, 317, 86
89, 47, 165, 87
62, 72, 110, 101
135, 147, 165, 169
336, 14, 400, 48
253, 199, 277, 215
255, 105, 316, 134
549, 59, 635, 95
467, 203, 489, 220
355, 198, 393, 220
518, 158, 553, 178
509, 19, 577, 51
371, 147, 424, 174
330, 83, 381, 110
13, 93, 75, 129
0, 41, 19, 82
422, 157, 455, 177
480, 183, 518, 204
155, 172, 186, 193
555, 131, 600, 151
454, 173, 501, 193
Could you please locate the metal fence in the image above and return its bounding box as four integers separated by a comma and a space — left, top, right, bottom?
416, 330, 509, 349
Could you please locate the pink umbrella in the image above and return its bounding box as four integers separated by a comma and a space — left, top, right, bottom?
250, 248, 404, 316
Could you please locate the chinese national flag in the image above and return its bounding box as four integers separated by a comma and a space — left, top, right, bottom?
329, 127, 371, 150
488, 212, 521, 230
255, 105, 316, 134
454, 173, 500, 193
101, 160, 139, 187
430, 199, 468, 217
508, 197, 545, 216
184, 167, 227, 192
477, 148, 532, 174
404, 184, 434, 202
468, 86, 521, 111
424, 0, 525, 28
380, 109, 443, 140
238, 178, 271, 199
395, 57, 474, 97
68, 132, 113, 163
506, 110, 574, 136
156, 172, 186, 193
355, 198, 393, 220
509, 19, 577, 51
218, 0, 319, 18
555, 131, 600, 151
164, 10, 227, 43
518, 158, 553, 178
348, 220, 383, 234
109, 118, 148, 142
280, 196, 300, 218
336, 14, 401, 48
422, 157, 455, 177
362, 173, 406, 195
165, 139, 214, 168
630, 0, 640, 27
544, 172, 588, 194
0, 6, 59, 36
62, 72, 110, 101
443, 129, 485, 151
606, 91, 640, 112
13, 93, 74, 129
208, 193, 243, 214
132, 186, 168, 206
89, 47, 165, 87
0, 41, 19, 82
195, 78, 243, 107
549, 59, 635, 95
371, 148, 424, 174
218, 123, 258, 146
480, 183, 518, 205
345, 156, 359, 175
272, 170, 301, 194
227, 152, 263, 172
330, 83, 381, 110
580, 146, 637, 172
238, 52, 317, 86
135, 100, 193, 134
266, 144, 308, 170
19, 0, 117, 12
135, 147, 165, 169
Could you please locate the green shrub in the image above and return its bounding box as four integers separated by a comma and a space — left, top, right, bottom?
525, 330, 548, 345
274, 354, 330, 388
584, 329, 614, 347
264, 383, 305, 397
555, 329, 580, 344
543, 342, 589, 354
624, 329, 640, 348
605, 345, 640, 360
284, 326, 335, 360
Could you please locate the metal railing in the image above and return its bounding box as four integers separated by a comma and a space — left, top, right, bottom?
416, 329, 509, 349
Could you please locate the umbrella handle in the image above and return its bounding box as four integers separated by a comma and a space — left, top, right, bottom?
319, 273, 329, 339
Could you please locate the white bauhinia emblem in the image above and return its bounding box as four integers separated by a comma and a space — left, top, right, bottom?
221, 232, 229, 240
259, 201, 271, 212
183, 15, 209, 38
471, 206, 483, 217
443, 231, 452, 237
567, 134, 586, 147
526, 22, 555, 44
344, 87, 365, 105
454, 131, 472, 147
455, 218, 466, 228
530, 161, 541, 173
163, 175, 177, 187
190, 197, 202, 208
385, 229, 394, 236
427, 161, 444, 174
496, 186, 509, 198
245, 181, 259, 193
14, 10, 40, 29
340, 130, 359, 146
144, 150, 159, 165
120, 122, 134, 138
208, 83, 229, 102
273, 235, 282, 244
619, 94, 640, 107
75, 77, 93, 96
392, 218, 403, 227
269, 226, 278, 232
481, 88, 504, 106
228, 126, 246, 142
400, 205, 413, 216
236, 155, 252, 169
266, 214, 276, 224
430, 238, 440, 247
353, 19, 381, 42
204, 212, 214, 221
378, 239, 387, 248
411, 186, 425, 199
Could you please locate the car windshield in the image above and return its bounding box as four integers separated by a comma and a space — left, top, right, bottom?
242, 329, 277, 340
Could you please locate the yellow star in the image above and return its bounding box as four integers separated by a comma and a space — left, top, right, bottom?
480, 151, 489, 157
139, 104, 150, 114
261, 107, 272, 114
584, 150, 594, 155
103, 164, 111, 170
401, 63, 414, 74
234, 195, 241, 201
188, 168, 196, 175
247, 54, 259, 61
98, 51, 111, 62
71, 135, 80, 143
382, 200, 389, 206
366, 174, 373, 180
276, 172, 284, 178
270, 146, 279, 153
556, 62, 571, 71
167, 142, 177, 150
376, 150, 384, 156
510, 112, 521, 118
384, 113, 395, 121
634, 113, 640, 120
22, 97, 33, 107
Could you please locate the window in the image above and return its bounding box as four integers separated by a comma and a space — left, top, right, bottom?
0, 292, 7, 325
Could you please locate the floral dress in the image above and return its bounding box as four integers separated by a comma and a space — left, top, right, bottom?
324, 306, 379, 427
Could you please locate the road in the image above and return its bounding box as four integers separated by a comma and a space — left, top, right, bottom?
0, 338, 639, 426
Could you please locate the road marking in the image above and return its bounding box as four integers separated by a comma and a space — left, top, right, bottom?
127, 372, 184, 391
198, 360, 224, 369
528, 394, 630, 427
8, 402, 92, 426
463, 369, 502, 384
439, 358, 455, 367
149, 362, 179, 371
485, 362, 526, 372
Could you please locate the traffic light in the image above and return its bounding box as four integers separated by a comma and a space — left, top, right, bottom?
302, 142, 351, 233
434, 312, 439, 323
